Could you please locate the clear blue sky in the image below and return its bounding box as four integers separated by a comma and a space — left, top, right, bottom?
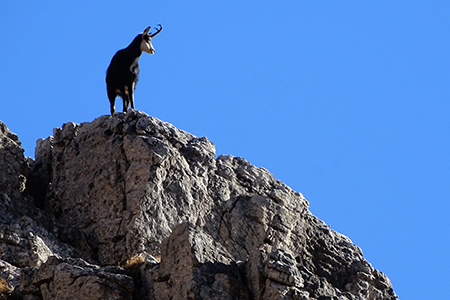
2, 2, 449, 298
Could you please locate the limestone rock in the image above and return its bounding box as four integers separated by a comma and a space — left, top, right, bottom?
29, 112, 218, 265
145, 222, 249, 300
0, 121, 28, 198
0, 259, 19, 292
0, 215, 76, 269
29, 111, 310, 267
0, 112, 398, 299
19, 256, 134, 300
0, 122, 89, 297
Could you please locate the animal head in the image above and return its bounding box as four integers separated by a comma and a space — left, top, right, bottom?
140, 25, 163, 55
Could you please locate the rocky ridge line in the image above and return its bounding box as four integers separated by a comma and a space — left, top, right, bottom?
0, 111, 397, 299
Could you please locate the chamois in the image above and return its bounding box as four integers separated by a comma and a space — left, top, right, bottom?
106, 25, 163, 115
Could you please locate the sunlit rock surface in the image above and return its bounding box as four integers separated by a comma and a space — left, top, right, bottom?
0, 113, 397, 299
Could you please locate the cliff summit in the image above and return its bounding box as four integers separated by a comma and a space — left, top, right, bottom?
0, 110, 397, 299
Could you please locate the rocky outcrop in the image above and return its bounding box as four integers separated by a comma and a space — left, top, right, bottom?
0, 122, 81, 300
0, 122, 28, 199
19, 256, 134, 300
142, 222, 249, 300
0, 112, 397, 299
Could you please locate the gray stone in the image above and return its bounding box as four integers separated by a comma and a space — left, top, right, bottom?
0, 121, 28, 198
19, 256, 134, 300
0, 259, 20, 290
0, 114, 398, 299
0, 122, 85, 297
146, 222, 249, 300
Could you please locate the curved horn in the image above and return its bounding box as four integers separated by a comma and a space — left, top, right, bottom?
150, 24, 163, 38
143, 26, 151, 35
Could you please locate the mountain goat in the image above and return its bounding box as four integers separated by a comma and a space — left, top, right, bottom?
106, 25, 163, 115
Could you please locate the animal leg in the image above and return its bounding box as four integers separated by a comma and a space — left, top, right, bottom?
130, 82, 135, 110
122, 98, 129, 113
120, 88, 129, 113
129, 91, 135, 110
107, 90, 116, 115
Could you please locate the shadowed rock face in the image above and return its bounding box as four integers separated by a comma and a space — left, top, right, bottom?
0, 113, 397, 299
0, 122, 28, 198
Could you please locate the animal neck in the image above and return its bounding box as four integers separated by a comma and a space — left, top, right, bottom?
125, 35, 144, 61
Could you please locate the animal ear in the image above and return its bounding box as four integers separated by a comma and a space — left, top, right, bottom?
143, 26, 151, 35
